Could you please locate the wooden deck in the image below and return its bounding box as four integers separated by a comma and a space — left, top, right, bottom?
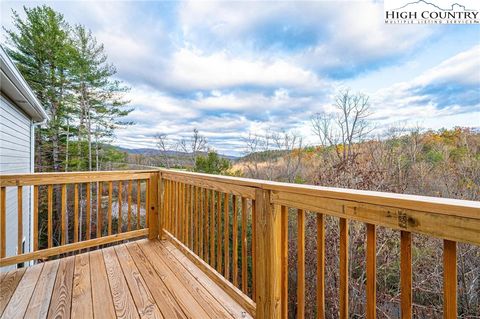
0, 239, 251, 319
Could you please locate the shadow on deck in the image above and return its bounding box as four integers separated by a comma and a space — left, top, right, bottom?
0, 239, 251, 319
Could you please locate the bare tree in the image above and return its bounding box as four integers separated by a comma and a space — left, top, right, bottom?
155, 133, 173, 168
242, 130, 304, 182
311, 89, 372, 162
179, 128, 208, 166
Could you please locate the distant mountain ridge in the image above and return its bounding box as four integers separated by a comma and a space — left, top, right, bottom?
115, 146, 239, 160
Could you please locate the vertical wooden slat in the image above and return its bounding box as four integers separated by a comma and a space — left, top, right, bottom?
33, 185, 39, 251
48, 185, 53, 248
224, 192, 230, 280
146, 179, 150, 228
61, 184, 66, 245
108, 181, 113, 235
74, 184, 79, 243
127, 180, 132, 232
443, 240, 457, 319
400, 231, 412, 319
317, 214, 325, 319
195, 186, 199, 254
339, 217, 349, 319
200, 188, 204, 259
210, 189, 215, 267
242, 197, 248, 294
137, 180, 141, 230
86, 183, 91, 240
176, 182, 180, 238
179, 183, 183, 242
204, 188, 209, 263
252, 199, 256, 300
255, 190, 282, 319
0, 187, 5, 257
17, 186, 23, 254
217, 191, 222, 273
366, 223, 376, 319
233, 195, 239, 286
186, 183, 190, 246
97, 182, 102, 238
184, 183, 187, 243
118, 181, 123, 233
281, 205, 288, 318
297, 209, 305, 319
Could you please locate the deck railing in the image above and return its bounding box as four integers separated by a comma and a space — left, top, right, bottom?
158, 169, 480, 319
1, 169, 479, 318
0, 170, 159, 267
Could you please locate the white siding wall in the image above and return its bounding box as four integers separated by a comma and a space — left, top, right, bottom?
0, 94, 33, 269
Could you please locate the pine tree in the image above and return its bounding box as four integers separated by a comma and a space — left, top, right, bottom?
4, 5, 75, 172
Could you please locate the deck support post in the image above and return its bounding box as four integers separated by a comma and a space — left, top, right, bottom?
148, 172, 160, 239
254, 188, 282, 319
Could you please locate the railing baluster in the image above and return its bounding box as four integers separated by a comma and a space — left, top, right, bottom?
33, 185, 39, 251
137, 180, 141, 230
48, 185, 53, 248
180, 183, 184, 243
401, 231, 412, 319
97, 182, 102, 238
210, 189, 215, 268
340, 217, 348, 319
61, 184, 66, 245
176, 182, 180, 238
127, 180, 132, 232
241, 197, 248, 294
74, 184, 79, 243
281, 205, 288, 318
317, 213, 325, 319
443, 240, 457, 319
252, 198, 256, 300
366, 223, 376, 319
200, 188, 204, 259
118, 181, 123, 233
205, 188, 209, 264
17, 186, 23, 254
217, 191, 222, 273
86, 183, 91, 240
224, 192, 230, 280
186, 183, 190, 246
108, 181, 113, 235
233, 195, 238, 287
193, 185, 198, 254
297, 209, 305, 319
146, 179, 150, 228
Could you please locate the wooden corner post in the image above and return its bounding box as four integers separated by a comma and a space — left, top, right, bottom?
148, 171, 160, 239
254, 188, 282, 319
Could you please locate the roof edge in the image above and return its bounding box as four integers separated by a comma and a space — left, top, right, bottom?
0, 46, 49, 122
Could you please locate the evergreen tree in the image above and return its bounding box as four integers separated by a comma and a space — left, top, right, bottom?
70, 25, 131, 171
4, 5, 75, 172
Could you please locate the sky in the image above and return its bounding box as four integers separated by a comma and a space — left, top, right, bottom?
1, 0, 479, 156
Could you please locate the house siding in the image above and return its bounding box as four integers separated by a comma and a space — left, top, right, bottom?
0, 94, 33, 269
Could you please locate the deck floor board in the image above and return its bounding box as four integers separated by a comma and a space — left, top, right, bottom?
0, 239, 251, 319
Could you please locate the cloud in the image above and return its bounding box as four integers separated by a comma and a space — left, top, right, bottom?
2, 0, 478, 155
372, 45, 480, 122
